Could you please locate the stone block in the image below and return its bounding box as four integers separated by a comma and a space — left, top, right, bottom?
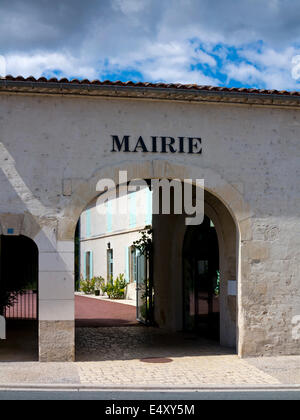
39, 321, 75, 362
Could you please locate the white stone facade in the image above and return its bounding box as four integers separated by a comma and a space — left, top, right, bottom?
0, 79, 300, 361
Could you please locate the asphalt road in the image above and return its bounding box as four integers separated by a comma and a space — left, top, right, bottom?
0, 390, 299, 400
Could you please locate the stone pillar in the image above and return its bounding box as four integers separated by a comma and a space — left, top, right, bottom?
238, 217, 300, 357
35, 227, 75, 362
153, 213, 182, 331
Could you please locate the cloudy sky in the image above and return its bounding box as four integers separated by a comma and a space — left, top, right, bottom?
1, 0, 300, 89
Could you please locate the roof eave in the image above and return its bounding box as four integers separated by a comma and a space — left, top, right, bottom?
1, 79, 300, 108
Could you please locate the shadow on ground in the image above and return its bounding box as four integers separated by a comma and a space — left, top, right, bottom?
75, 296, 235, 362
76, 319, 139, 327
0, 321, 38, 362
75, 326, 235, 362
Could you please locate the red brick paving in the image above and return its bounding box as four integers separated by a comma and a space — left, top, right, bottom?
75, 295, 139, 327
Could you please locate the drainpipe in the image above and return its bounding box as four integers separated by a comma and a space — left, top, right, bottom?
0, 315, 5, 340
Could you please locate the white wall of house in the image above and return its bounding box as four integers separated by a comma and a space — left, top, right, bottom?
80, 187, 152, 284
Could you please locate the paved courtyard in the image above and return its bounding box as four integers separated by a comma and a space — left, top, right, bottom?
1, 299, 299, 387
75, 326, 287, 386
1, 325, 300, 387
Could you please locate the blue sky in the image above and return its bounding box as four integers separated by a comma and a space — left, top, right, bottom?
1, 0, 300, 90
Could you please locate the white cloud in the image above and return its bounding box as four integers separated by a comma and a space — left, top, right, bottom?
292, 55, 300, 80
0, 55, 6, 77
222, 45, 300, 89
225, 62, 262, 85
241, 47, 294, 70
129, 41, 218, 84
5, 53, 98, 80
1, 1, 300, 89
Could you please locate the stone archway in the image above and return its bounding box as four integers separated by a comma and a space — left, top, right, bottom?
153, 187, 239, 350
59, 159, 250, 240
30, 159, 250, 361
0, 233, 39, 361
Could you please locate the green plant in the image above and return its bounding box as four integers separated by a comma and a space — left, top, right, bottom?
103, 274, 127, 299
132, 227, 154, 325
214, 270, 220, 296
25, 280, 38, 292
0, 290, 25, 315
80, 276, 97, 295
94, 276, 105, 291
0, 278, 37, 315
132, 225, 152, 257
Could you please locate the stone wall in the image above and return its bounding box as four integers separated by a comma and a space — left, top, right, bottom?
0, 91, 299, 359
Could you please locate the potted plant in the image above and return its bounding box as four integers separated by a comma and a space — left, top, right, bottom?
94, 276, 105, 296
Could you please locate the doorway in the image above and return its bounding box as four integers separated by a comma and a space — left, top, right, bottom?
183, 215, 220, 341
0, 235, 39, 361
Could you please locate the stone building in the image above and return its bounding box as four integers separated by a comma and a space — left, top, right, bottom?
0, 76, 300, 361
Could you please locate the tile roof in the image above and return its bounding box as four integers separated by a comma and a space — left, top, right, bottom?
1, 75, 300, 107
1, 74, 299, 96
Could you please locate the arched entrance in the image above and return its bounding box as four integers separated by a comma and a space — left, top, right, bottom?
74, 182, 154, 361
183, 215, 220, 341
36, 159, 247, 361
0, 235, 39, 361
72, 178, 239, 359
153, 186, 239, 350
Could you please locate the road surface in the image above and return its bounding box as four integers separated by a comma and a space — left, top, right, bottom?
0, 389, 299, 400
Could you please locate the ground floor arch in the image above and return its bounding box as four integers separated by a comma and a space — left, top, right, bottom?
0, 160, 248, 362
152, 187, 238, 350
72, 175, 239, 361
182, 215, 220, 341
0, 234, 39, 361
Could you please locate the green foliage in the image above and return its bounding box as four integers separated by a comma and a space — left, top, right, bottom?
25, 281, 38, 292
80, 277, 96, 294
132, 226, 154, 325
132, 226, 153, 257
139, 294, 151, 320
80, 276, 105, 295
102, 273, 127, 299
94, 276, 105, 292
0, 290, 25, 315
214, 270, 220, 296
139, 278, 154, 322
0, 279, 37, 315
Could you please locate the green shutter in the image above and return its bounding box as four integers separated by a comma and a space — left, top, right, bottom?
129, 193, 136, 228
125, 247, 130, 283
107, 201, 113, 232
86, 209, 91, 237
83, 251, 87, 279
146, 188, 152, 225
89, 251, 93, 279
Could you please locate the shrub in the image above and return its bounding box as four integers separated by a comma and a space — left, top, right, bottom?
80, 277, 97, 295
94, 276, 105, 292
103, 274, 127, 299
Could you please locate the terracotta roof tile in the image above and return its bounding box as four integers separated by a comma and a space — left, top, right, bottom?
1, 75, 300, 98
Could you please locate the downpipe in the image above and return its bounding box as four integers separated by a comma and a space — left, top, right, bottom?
0, 315, 6, 340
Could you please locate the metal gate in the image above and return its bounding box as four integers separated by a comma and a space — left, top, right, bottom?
5, 290, 38, 320
136, 248, 154, 325
0, 235, 39, 322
